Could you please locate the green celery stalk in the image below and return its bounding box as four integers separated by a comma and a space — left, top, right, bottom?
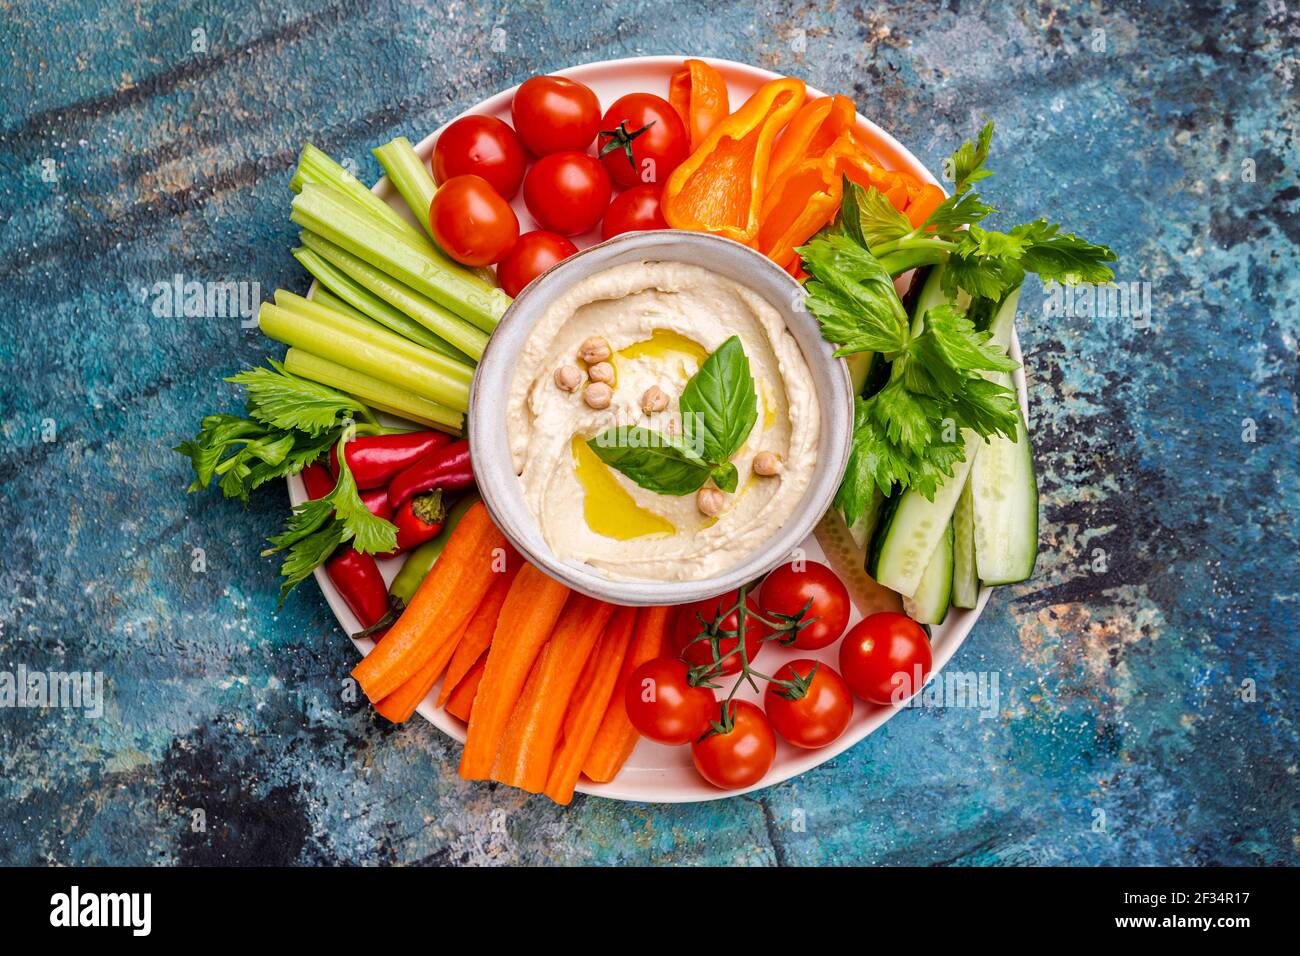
293, 245, 475, 364
309, 286, 370, 323
291, 182, 509, 333
259, 300, 470, 411
282, 348, 463, 432
271, 290, 472, 387
290, 143, 426, 244
292, 142, 499, 287
298, 231, 488, 361
372, 137, 439, 241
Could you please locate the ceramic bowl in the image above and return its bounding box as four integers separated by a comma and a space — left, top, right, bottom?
468, 229, 853, 605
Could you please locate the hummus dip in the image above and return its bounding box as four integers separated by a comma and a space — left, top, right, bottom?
507, 260, 820, 581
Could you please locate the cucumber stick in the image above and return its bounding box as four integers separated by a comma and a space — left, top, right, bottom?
903, 521, 953, 625
951, 479, 979, 608
866, 264, 979, 598
970, 283, 1038, 585
972, 409, 1038, 584
845, 485, 885, 551
869, 429, 982, 597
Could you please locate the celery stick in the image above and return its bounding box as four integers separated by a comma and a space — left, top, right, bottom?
291, 143, 424, 243
291, 183, 509, 333
298, 231, 488, 361
294, 245, 475, 364
271, 290, 472, 387
373, 137, 438, 241
309, 286, 371, 323
283, 348, 463, 432
260, 301, 470, 411
369, 137, 497, 288
292, 142, 498, 288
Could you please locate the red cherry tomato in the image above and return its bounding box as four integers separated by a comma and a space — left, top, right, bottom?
624, 657, 716, 745
432, 115, 527, 199
597, 93, 689, 189
429, 174, 519, 266
764, 660, 854, 749
759, 560, 851, 650
601, 184, 668, 240
838, 612, 933, 706
523, 152, 612, 235
511, 75, 602, 155
690, 701, 776, 790
496, 230, 577, 297
671, 589, 769, 677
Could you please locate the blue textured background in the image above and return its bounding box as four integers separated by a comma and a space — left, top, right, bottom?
1, 0, 1296, 866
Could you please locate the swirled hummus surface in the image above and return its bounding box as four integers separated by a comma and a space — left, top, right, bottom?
507, 260, 820, 581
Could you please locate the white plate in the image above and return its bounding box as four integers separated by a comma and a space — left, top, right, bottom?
290, 56, 1027, 803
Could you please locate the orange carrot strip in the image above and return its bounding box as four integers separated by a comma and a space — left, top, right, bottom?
372, 621, 462, 723
492, 595, 616, 792
436, 559, 521, 707
544, 606, 638, 805
444, 652, 487, 723
458, 564, 571, 780
352, 502, 505, 702
581, 605, 673, 783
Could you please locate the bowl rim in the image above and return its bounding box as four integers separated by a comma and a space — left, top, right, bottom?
468, 228, 853, 605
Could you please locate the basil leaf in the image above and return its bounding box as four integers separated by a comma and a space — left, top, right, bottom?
710, 461, 738, 494
679, 335, 758, 462
587, 427, 712, 496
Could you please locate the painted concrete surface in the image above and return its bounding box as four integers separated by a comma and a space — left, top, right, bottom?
0, 0, 1296, 865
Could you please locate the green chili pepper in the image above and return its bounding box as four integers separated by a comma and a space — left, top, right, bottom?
388, 492, 480, 606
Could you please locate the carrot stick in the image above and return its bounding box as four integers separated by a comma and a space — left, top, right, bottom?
379, 546, 521, 722
372, 622, 461, 722
352, 501, 506, 702
444, 652, 487, 723
458, 564, 571, 780
492, 594, 615, 792
544, 606, 638, 804
582, 604, 673, 783
436, 559, 521, 707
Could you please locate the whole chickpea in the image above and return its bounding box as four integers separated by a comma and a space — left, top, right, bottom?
696, 486, 726, 517
753, 451, 782, 476
588, 361, 615, 384
640, 385, 669, 414
578, 336, 612, 364
553, 365, 583, 391
584, 382, 613, 409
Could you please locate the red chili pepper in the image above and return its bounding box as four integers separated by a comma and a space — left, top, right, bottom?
305, 463, 392, 520
392, 490, 447, 554
325, 548, 391, 631
387, 439, 474, 510
300, 462, 393, 637
329, 431, 452, 489
301, 461, 336, 499
360, 487, 393, 521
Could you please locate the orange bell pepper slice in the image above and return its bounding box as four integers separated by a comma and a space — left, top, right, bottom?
837, 143, 943, 226
904, 181, 946, 228
662, 76, 806, 246
668, 59, 731, 152
766, 94, 860, 191
758, 154, 844, 271
760, 129, 947, 268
